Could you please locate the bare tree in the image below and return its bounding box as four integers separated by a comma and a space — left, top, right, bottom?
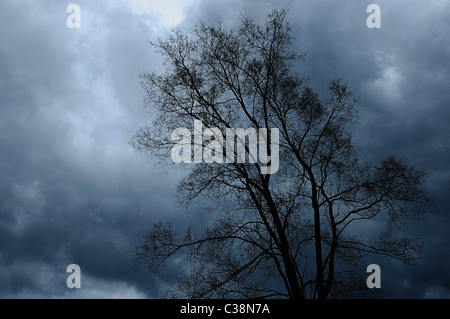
131, 8, 428, 299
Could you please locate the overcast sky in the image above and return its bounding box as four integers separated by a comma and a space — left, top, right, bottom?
0, 0, 449, 298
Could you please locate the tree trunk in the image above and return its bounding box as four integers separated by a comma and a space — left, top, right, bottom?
264, 185, 305, 299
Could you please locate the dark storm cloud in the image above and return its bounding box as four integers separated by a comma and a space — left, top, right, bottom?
0, 0, 182, 298
0, 0, 448, 298
293, 0, 450, 298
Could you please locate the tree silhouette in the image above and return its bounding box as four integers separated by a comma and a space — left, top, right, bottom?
131, 8, 428, 299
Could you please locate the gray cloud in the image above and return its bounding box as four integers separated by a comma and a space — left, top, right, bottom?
0, 0, 181, 298
0, 0, 448, 298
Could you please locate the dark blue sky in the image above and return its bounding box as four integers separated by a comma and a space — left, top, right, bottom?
0, 0, 449, 298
